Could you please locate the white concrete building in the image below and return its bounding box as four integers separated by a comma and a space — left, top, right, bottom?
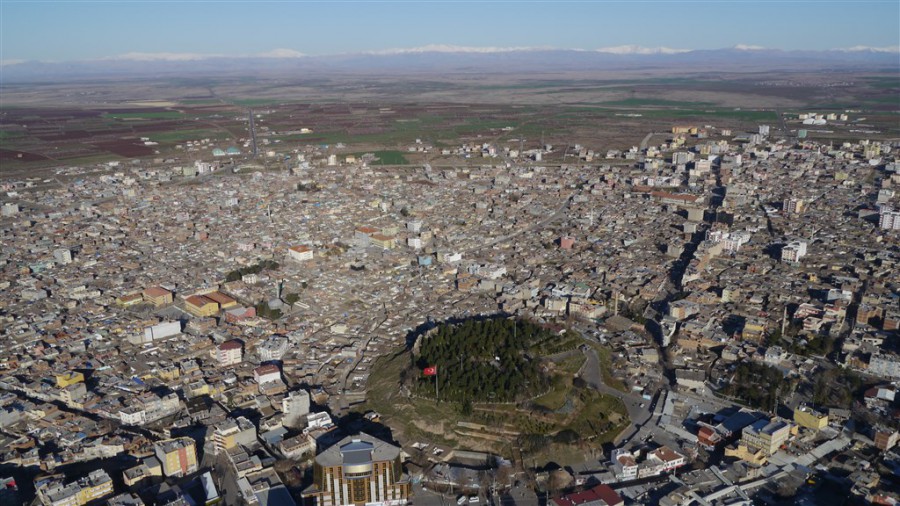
283, 390, 311, 428
781, 240, 808, 264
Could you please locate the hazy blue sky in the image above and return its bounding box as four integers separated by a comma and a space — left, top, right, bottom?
2, 0, 899, 61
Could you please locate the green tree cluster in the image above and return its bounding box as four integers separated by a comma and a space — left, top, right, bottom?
414, 319, 567, 402
767, 321, 835, 357
225, 260, 280, 282
811, 368, 861, 408
255, 300, 283, 320
722, 362, 791, 412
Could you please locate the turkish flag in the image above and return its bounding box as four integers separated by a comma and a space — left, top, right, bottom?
423, 366, 437, 376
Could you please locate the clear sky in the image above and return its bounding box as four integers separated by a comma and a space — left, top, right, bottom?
2, 0, 899, 62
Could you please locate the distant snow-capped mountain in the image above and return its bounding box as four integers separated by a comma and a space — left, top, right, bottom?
2, 46, 897, 82
594, 45, 690, 55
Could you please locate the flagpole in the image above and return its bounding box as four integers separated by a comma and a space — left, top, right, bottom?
436, 366, 439, 401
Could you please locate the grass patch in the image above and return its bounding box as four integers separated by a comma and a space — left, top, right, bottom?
0, 130, 26, 141
59, 153, 121, 165
533, 376, 572, 411
362, 350, 462, 447
276, 115, 517, 146
569, 389, 628, 440
530, 352, 589, 412
365, 150, 410, 165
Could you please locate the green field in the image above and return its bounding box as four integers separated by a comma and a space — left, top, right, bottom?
864, 76, 900, 89
229, 98, 293, 107
149, 129, 224, 143
367, 150, 410, 165
598, 98, 716, 107
637, 108, 779, 121
106, 111, 186, 119
532, 354, 586, 411
0, 130, 26, 141
275, 115, 525, 146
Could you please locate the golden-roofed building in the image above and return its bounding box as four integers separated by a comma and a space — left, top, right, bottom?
142, 286, 173, 307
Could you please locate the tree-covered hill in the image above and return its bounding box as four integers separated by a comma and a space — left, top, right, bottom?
412, 318, 581, 402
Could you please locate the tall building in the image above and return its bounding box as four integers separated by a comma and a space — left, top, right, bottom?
38, 470, 114, 506
216, 340, 243, 366
213, 416, 257, 454
53, 248, 72, 265
302, 433, 410, 506
879, 208, 900, 230
154, 438, 198, 478
781, 240, 808, 264
783, 197, 805, 215
283, 390, 311, 428
874, 427, 899, 451
741, 418, 793, 455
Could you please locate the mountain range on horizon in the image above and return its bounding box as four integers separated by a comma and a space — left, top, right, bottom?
2, 45, 898, 82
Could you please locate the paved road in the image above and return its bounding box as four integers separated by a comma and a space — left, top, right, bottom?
639, 132, 667, 151
580, 347, 653, 445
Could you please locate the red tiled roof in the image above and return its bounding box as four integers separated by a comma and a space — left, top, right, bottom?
552, 484, 623, 506
185, 295, 216, 307
651, 191, 700, 203
254, 364, 280, 374
143, 286, 171, 298
650, 446, 683, 463
204, 291, 236, 305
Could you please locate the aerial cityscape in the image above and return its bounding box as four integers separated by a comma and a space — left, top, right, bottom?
1, 1, 899, 506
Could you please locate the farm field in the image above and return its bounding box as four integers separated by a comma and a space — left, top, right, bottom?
2, 70, 898, 179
